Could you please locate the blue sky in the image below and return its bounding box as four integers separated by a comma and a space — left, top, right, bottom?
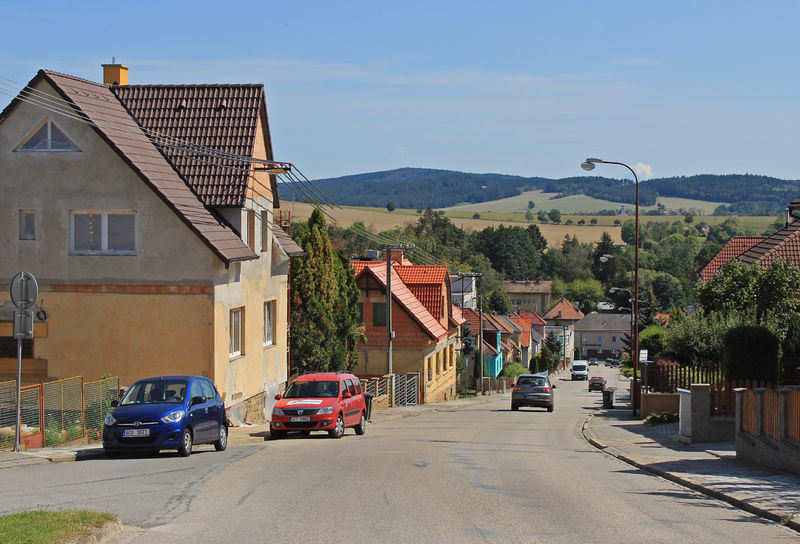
2, 1, 798, 181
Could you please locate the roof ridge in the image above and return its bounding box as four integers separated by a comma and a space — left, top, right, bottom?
40, 69, 104, 88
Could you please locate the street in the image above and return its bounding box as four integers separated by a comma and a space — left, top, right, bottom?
0, 367, 795, 543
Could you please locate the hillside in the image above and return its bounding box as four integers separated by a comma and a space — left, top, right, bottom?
278, 168, 800, 216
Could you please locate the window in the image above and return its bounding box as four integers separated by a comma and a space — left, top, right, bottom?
598, 336, 603, 342
200, 379, 217, 400
344, 379, 356, 396
261, 210, 271, 252
230, 307, 243, 357
70, 211, 136, 255
18, 210, 35, 240
612, 336, 617, 343
247, 210, 255, 251
264, 300, 275, 346
373, 302, 386, 326
357, 302, 363, 324
16, 118, 80, 152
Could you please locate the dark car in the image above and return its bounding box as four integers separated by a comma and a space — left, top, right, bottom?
103, 375, 228, 457
589, 358, 599, 366
271, 371, 367, 439
511, 374, 555, 412
588, 376, 607, 392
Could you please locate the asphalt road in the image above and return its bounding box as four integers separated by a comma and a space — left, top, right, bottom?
1, 367, 796, 543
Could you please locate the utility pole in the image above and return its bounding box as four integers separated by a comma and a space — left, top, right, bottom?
384, 244, 413, 375
458, 272, 482, 390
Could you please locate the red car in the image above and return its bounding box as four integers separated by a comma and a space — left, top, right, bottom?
588, 376, 606, 392
271, 372, 367, 439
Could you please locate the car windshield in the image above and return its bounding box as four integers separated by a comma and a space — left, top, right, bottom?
573, 365, 587, 371
120, 379, 188, 405
517, 377, 546, 387
284, 380, 340, 398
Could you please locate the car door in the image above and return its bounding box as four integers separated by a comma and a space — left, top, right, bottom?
200, 378, 222, 441
343, 379, 359, 425
187, 378, 211, 442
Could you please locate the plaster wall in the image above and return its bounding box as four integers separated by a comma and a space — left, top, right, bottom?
641, 393, 680, 417
0, 79, 220, 285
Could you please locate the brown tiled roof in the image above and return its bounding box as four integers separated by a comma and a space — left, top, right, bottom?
30, 70, 256, 264
509, 317, 531, 347
698, 236, 766, 281
738, 221, 800, 269
543, 299, 584, 321
111, 84, 276, 208
273, 225, 305, 257
450, 305, 467, 326
513, 310, 547, 326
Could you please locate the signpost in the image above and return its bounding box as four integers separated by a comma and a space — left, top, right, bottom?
9, 272, 38, 452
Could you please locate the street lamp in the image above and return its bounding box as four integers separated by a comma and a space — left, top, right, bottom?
583, 158, 640, 416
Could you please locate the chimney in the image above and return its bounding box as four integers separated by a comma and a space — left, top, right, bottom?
102, 57, 129, 85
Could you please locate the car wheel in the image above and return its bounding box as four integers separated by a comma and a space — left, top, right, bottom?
271, 429, 286, 440
354, 413, 366, 435
329, 414, 345, 439
178, 428, 193, 457
104, 449, 120, 458
547, 404, 554, 413
511, 403, 519, 411
214, 425, 228, 451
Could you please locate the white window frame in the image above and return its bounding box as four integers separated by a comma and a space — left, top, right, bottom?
16, 118, 81, 152
18, 210, 35, 240
230, 307, 244, 358
69, 210, 136, 256
264, 300, 275, 347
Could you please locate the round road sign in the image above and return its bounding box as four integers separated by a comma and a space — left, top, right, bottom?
9, 271, 38, 310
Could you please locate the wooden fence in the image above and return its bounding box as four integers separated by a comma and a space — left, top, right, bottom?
711, 379, 772, 417
642, 363, 724, 394
788, 389, 800, 443
741, 389, 757, 435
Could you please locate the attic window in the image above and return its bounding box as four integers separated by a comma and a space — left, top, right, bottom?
16, 118, 80, 152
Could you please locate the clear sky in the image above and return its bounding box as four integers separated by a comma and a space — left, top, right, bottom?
2, 1, 798, 182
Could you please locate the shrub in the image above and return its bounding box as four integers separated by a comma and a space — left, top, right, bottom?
645, 412, 679, 425
723, 325, 779, 383
498, 362, 529, 379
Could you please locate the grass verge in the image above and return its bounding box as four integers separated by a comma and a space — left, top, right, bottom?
0, 510, 116, 544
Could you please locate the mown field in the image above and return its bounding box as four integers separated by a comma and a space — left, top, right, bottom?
282, 201, 775, 249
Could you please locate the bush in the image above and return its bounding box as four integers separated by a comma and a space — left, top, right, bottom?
723, 325, 779, 383
645, 412, 679, 425
498, 362, 529, 379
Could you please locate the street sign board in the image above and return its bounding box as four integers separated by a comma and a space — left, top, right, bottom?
639, 349, 648, 362
10, 271, 38, 310
13, 310, 33, 339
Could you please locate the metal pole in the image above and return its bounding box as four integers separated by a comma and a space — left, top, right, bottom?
633, 168, 640, 416
386, 248, 392, 375
14, 335, 22, 452
478, 282, 484, 389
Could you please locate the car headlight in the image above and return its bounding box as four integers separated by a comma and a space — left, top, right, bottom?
161, 409, 186, 424
272, 407, 284, 415
104, 413, 116, 426
317, 406, 334, 415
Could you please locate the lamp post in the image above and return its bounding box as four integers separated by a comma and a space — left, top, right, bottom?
584, 158, 640, 416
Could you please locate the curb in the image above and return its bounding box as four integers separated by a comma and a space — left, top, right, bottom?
581, 414, 800, 533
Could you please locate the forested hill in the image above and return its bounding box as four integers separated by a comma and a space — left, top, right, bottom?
278, 168, 800, 215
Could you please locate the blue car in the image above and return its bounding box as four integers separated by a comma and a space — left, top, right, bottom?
103, 375, 227, 457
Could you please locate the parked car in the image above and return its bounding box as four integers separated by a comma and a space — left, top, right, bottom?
589, 358, 599, 366
604, 358, 614, 367
271, 371, 367, 439
511, 374, 555, 412
571, 361, 589, 380
103, 375, 227, 457
588, 376, 607, 391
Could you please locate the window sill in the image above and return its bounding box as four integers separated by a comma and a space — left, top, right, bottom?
229, 353, 244, 361
263, 342, 275, 350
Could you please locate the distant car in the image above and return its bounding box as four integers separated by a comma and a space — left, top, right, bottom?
271, 371, 367, 439
604, 358, 614, 367
103, 375, 227, 457
588, 376, 607, 391
571, 361, 589, 380
511, 374, 555, 412
589, 358, 599, 366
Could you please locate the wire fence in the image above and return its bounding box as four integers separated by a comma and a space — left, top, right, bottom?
0, 376, 119, 450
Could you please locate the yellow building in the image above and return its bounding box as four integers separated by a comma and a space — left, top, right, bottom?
0, 65, 302, 423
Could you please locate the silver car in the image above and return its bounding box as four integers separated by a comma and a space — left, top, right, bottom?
511, 374, 555, 412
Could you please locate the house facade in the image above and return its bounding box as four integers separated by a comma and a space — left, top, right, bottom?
451, 274, 477, 309
573, 312, 631, 359
460, 308, 505, 378
0, 65, 300, 423
351, 253, 465, 403
543, 299, 584, 366
503, 280, 552, 314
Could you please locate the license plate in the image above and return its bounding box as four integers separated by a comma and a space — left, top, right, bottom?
290, 416, 310, 422
123, 428, 150, 437
527, 394, 542, 400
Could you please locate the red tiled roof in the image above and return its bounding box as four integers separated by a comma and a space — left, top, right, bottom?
23, 70, 257, 265
450, 305, 467, 326
354, 264, 448, 340
111, 84, 277, 208
407, 284, 443, 319
509, 317, 531, 347
395, 266, 448, 285
514, 310, 547, 326
698, 236, 766, 281
482, 340, 499, 356
738, 221, 800, 269
543, 299, 584, 321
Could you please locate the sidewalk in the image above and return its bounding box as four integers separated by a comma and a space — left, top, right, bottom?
583, 375, 800, 532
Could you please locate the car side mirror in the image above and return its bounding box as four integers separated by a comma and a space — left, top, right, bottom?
342, 390, 352, 399
551, 384, 556, 389
190, 396, 205, 405
274, 394, 282, 400
111, 400, 118, 408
